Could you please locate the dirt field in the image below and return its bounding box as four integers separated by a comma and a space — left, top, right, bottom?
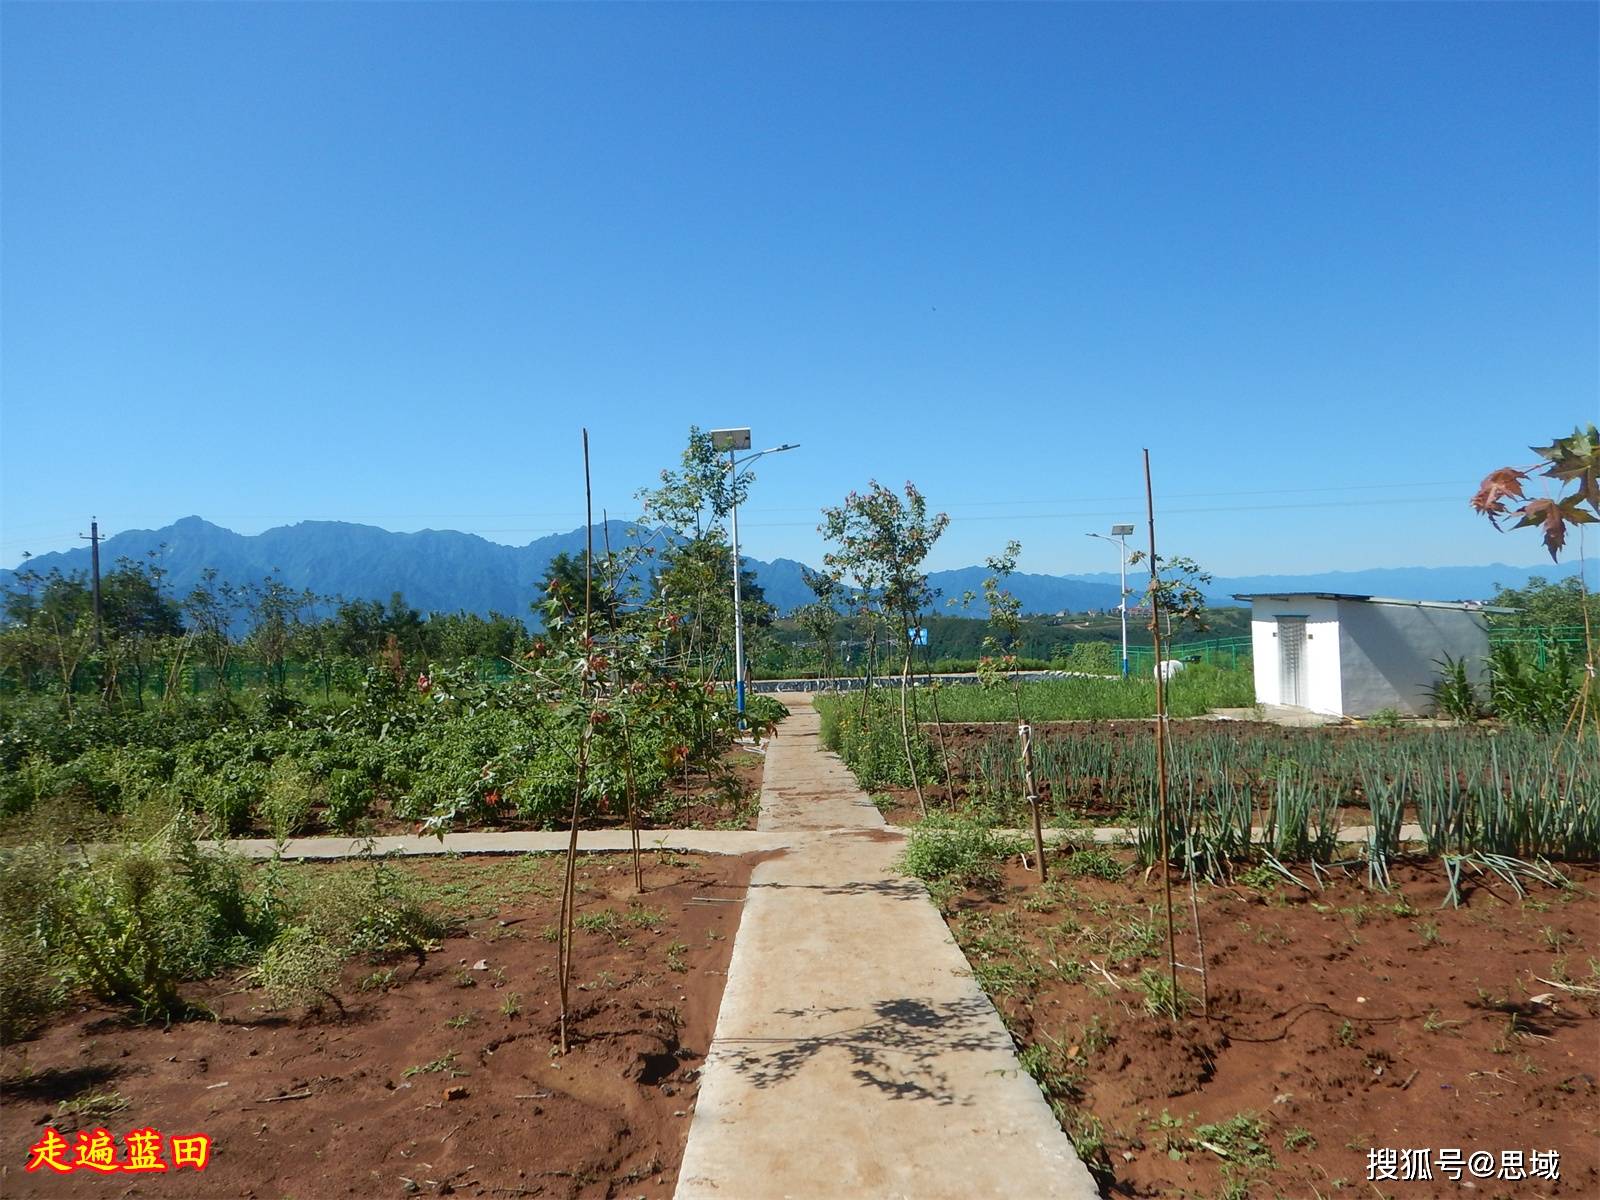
946, 851, 1600, 1199
1, 852, 765, 1198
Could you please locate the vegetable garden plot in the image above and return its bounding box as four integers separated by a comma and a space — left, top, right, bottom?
939, 851, 1600, 1200
1, 852, 760, 1199
862, 721, 1598, 865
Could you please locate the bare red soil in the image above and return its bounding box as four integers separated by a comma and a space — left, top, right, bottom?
949, 853, 1600, 1199
1, 852, 765, 1199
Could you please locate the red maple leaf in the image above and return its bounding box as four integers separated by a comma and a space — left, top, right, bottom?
1469, 467, 1527, 524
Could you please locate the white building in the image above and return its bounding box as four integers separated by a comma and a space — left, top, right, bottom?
1235, 593, 1508, 718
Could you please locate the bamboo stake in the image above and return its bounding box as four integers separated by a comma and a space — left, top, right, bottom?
1019, 722, 1047, 882
601, 516, 644, 894
928, 679, 957, 805
899, 637, 926, 815
556, 430, 596, 1054
1144, 448, 1181, 1022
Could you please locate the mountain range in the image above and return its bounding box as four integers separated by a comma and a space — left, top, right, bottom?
1, 517, 1591, 622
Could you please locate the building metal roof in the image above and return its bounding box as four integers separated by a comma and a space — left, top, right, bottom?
1231, 592, 1515, 613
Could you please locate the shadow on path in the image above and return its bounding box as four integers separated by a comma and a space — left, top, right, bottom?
748, 878, 928, 901
713, 994, 1005, 1105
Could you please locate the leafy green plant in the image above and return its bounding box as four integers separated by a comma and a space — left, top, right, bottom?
743, 694, 789, 731
1191, 1112, 1275, 1172
402, 1050, 460, 1078
1138, 967, 1192, 1020
0, 844, 65, 1040
820, 479, 950, 813
1283, 1126, 1317, 1152
252, 925, 344, 1015
1365, 707, 1403, 729
359, 967, 398, 993
261, 758, 321, 839
817, 692, 938, 792
575, 910, 622, 937
1486, 643, 1587, 729
1428, 656, 1480, 724
898, 813, 1025, 888
1062, 848, 1125, 881
326, 768, 373, 833
77, 856, 189, 1013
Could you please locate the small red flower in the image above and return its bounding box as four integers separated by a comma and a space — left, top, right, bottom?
417, 673, 432, 693
485, 790, 501, 808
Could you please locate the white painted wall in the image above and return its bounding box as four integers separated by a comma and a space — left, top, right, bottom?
1249, 598, 1343, 715
1335, 601, 1491, 716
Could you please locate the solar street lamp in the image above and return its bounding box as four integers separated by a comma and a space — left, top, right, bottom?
710, 429, 799, 719
1086, 523, 1136, 677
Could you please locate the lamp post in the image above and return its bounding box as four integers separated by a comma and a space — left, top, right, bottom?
710, 428, 799, 719
1086, 524, 1136, 677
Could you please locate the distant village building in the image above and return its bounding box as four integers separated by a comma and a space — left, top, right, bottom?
1235, 593, 1508, 718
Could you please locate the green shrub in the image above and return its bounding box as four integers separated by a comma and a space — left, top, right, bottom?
1487, 643, 1589, 729
0, 923, 56, 1042
1061, 642, 1118, 674
252, 925, 343, 1014
0, 845, 65, 1041
898, 813, 1025, 888
1062, 847, 1125, 880
300, 851, 445, 959
0, 820, 282, 1025
815, 692, 937, 791
52, 848, 198, 1020
744, 694, 790, 731
326, 768, 373, 833
260, 758, 323, 839
1428, 656, 1480, 724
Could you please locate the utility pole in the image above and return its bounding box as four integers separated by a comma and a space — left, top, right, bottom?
80, 518, 104, 648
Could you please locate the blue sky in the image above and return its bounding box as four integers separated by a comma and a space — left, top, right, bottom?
3, 2, 1595, 578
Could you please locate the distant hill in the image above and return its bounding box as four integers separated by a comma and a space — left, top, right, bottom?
2, 517, 1589, 622
0, 516, 648, 623
926, 567, 1123, 615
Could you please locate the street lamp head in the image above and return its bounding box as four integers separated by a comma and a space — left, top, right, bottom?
710, 428, 752, 451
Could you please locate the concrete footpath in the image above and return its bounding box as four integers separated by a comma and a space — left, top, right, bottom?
675, 696, 1099, 1200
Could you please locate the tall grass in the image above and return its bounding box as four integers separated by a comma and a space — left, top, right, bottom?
922, 664, 1255, 723
954, 723, 1598, 868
